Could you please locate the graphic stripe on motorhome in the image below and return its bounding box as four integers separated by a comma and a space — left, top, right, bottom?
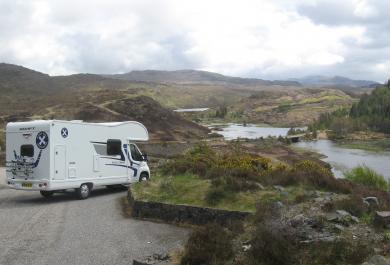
104, 164, 138, 176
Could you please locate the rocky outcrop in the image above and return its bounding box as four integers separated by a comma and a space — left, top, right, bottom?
374, 211, 390, 228
362, 255, 390, 265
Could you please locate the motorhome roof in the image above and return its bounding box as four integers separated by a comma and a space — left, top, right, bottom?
6, 120, 149, 141
7, 120, 143, 127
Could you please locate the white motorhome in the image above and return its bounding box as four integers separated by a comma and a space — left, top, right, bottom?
5, 120, 150, 199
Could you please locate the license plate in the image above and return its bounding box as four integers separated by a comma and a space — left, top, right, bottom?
22, 183, 33, 188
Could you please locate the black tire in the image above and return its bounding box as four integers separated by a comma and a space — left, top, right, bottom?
40, 190, 54, 198
139, 172, 149, 182
76, 183, 91, 200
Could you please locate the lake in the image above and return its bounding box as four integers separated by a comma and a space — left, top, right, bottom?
295, 140, 390, 179
174, 108, 209, 112
210, 123, 290, 140
214, 123, 390, 180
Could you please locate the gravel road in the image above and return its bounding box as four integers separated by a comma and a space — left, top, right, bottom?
0, 168, 189, 265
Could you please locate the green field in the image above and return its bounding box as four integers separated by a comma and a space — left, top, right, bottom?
132, 173, 308, 212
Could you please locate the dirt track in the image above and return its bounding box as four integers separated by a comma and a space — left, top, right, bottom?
0, 168, 189, 265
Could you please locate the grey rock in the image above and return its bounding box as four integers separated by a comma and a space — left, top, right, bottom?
272, 201, 284, 209
255, 183, 265, 190
281, 191, 289, 197
327, 210, 359, 225
351, 215, 360, 223
362, 255, 390, 265
290, 214, 306, 227
334, 224, 345, 232
153, 253, 170, 261
273, 185, 285, 192
374, 211, 390, 228
336, 210, 351, 218
326, 212, 338, 222
363, 197, 379, 207
242, 244, 252, 252
133, 260, 152, 265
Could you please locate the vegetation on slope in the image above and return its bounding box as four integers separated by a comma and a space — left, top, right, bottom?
133, 142, 390, 265
344, 165, 389, 191
310, 84, 390, 138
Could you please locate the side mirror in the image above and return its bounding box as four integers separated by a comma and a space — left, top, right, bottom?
142, 154, 148, 162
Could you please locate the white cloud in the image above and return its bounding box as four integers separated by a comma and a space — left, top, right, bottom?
0, 0, 388, 81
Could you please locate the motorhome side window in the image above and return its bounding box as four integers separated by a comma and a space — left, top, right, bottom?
107, 139, 122, 156
130, 144, 143, 161
20, 145, 34, 157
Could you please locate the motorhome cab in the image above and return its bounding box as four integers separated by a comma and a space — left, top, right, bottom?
5, 120, 150, 199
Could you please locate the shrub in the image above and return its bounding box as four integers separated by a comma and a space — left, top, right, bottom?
160, 143, 217, 177
344, 165, 389, 191
250, 222, 296, 265
181, 223, 233, 265
205, 186, 228, 206
333, 195, 370, 217
262, 160, 351, 193
300, 239, 373, 265
162, 143, 271, 194
0, 135, 4, 151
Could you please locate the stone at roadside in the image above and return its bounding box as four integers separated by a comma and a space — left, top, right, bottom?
374, 211, 390, 228
153, 253, 170, 261
361, 255, 390, 265
133, 252, 171, 265
133, 261, 151, 265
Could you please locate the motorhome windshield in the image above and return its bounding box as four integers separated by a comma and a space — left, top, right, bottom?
130, 144, 143, 161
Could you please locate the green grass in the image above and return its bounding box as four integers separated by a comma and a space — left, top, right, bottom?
132, 173, 211, 207
344, 165, 389, 191
132, 173, 288, 212
338, 139, 390, 152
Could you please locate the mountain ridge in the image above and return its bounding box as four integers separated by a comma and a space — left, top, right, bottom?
290, 75, 379, 88
104, 69, 302, 87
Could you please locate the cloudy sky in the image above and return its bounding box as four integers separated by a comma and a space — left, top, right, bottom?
0, 0, 389, 81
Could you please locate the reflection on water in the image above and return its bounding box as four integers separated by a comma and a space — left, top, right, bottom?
211, 123, 290, 140
214, 124, 390, 180
295, 140, 390, 180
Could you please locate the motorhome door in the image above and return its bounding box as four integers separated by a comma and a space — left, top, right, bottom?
127, 143, 143, 179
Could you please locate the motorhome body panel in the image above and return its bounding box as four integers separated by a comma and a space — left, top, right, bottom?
6, 121, 51, 184
5, 120, 150, 191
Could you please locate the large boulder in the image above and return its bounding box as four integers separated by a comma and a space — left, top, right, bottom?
362, 255, 390, 265
374, 211, 390, 228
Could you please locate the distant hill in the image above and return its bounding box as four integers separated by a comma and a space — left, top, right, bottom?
0, 63, 210, 141
0, 63, 357, 131
105, 69, 301, 87
290, 75, 379, 88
